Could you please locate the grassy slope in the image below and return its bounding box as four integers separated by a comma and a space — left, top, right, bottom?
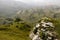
55, 19, 60, 38
0, 19, 60, 40
0, 22, 31, 40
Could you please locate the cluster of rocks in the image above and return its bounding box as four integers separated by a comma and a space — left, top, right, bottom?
29, 17, 58, 40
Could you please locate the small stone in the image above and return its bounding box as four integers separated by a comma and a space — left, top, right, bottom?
48, 37, 52, 39
36, 23, 40, 28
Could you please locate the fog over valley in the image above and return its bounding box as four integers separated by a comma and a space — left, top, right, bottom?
0, 0, 60, 40
0, 0, 60, 18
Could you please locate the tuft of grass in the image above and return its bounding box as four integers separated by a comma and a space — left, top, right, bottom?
0, 22, 31, 40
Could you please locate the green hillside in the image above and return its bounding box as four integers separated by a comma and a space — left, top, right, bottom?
0, 17, 60, 40
0, 18, 32, 40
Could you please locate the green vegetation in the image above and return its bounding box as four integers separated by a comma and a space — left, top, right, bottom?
0, 17, 60, 40
0, 7, 60, 40
0, 18, 32, 40
55, 19, 60, 38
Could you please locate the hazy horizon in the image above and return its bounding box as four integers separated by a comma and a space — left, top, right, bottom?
15, 0, 60, 6
0, 0, 60, 6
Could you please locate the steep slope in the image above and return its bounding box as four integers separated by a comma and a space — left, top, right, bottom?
15, 7, 60, 23
0, 0, 29, 17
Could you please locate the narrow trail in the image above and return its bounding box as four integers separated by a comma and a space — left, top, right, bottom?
29, 17, 58, 40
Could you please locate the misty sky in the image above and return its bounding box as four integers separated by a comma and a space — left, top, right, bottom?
15, 0, 60, 5
0, 0, 60, 6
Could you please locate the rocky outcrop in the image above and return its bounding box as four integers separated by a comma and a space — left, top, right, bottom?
29, 17, 58, 40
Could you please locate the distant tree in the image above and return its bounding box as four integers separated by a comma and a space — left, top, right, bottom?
53, 14, 57, 18
18, 23, 31, 31
6, 18, 13, 21
15, 17, 22, 22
